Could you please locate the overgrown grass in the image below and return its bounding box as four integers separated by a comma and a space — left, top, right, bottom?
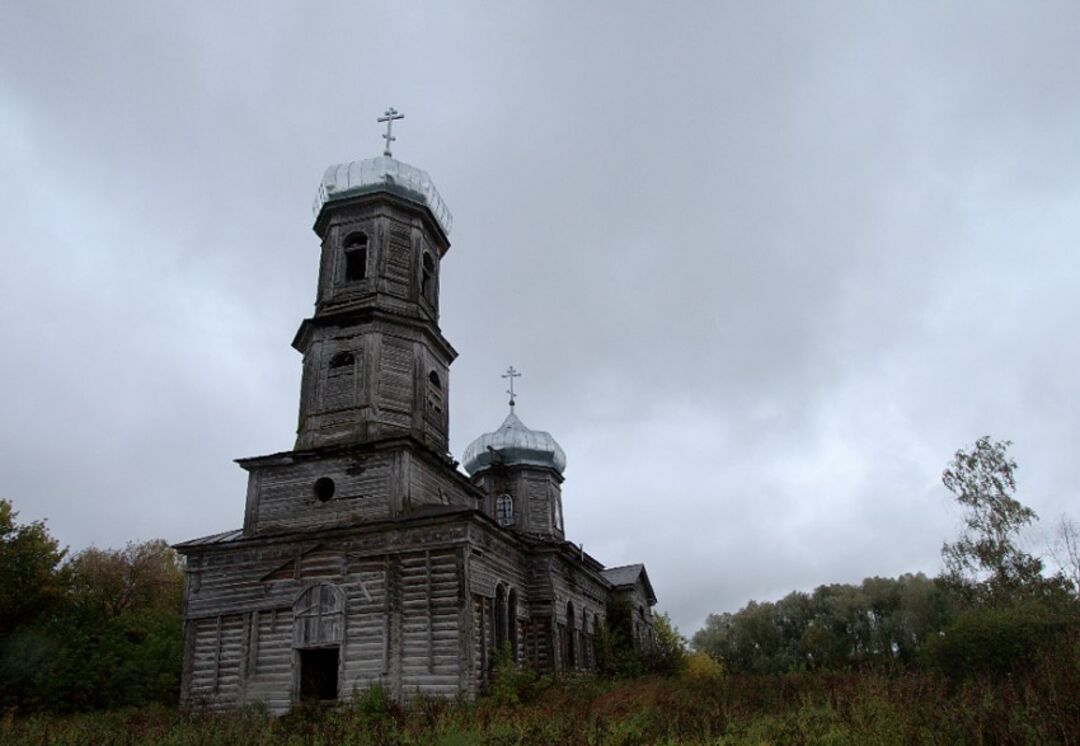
4, 650, 1078, 746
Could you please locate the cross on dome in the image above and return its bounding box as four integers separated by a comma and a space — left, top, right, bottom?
502, 366, 521, 408
377, 107, 404, 157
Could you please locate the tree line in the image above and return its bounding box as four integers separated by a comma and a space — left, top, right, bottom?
691, 437, 1080, 679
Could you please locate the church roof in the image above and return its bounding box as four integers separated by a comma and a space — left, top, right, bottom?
601, 563, 657, 605
313, 155, 453, 235
462, 409, 567, 476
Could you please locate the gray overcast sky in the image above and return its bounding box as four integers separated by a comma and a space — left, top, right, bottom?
2, 1, 1079, 635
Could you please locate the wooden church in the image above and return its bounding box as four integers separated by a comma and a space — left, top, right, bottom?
175, 112, 657, 710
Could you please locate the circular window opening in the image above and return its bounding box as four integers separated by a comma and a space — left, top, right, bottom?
313, 477, 336, 502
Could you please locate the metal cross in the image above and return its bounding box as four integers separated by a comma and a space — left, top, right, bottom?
502, 366, 521, 408
377, 107, 404, 157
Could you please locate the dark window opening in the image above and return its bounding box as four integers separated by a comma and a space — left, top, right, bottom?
329, 351, 354, 369
344, 233, 368, 282
564, 600, 576, 669
494, 584, 507, 653
299, 647, 339, 702
313, 477, 335, 502
421, 252, 435, 299
428, 370, 441, 387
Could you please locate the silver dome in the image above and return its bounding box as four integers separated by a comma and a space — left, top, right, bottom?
462, 409, 567, 476
314, 156, 453, 235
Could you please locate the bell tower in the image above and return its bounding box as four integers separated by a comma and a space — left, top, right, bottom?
293, 110, 456, 455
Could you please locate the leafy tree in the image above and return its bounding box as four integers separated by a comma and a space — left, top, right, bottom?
940, 436, 1076, 611
0, 515, 185, 712
0, 499, 66, 638
642, 612, 687, 676
66, 539, 183, 620
940, 437, 1047, 603
42, 540, 185, 710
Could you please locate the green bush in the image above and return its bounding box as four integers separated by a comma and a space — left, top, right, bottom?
924, 602, 1072, 680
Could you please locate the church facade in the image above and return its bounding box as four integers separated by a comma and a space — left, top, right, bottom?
175, 137, 656, 711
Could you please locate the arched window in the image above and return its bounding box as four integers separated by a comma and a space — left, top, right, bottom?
584, 611, 593, 669
421, 252, 435, 301
343, 232, 368, 282
564, 600, 576, 669
293, 584, 345, 648
496, 494, 514, 527
324, 351, 356, 411
507, 589, 518, 663
494, 584, 507, 654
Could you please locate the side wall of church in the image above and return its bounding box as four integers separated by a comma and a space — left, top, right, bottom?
180, 519, 473, 712
615, 578, 656, 648
549, 555, 608, 672
463, 522, 531, 692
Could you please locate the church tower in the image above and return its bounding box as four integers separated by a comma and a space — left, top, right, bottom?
236, 111, 471, 538
293, 112, 455, 454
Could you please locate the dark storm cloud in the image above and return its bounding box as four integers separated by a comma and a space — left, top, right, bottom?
2, 1, 1078, 634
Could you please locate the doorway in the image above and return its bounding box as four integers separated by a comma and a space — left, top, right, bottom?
299, 647, 339, 702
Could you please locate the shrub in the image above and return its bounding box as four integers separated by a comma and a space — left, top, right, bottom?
683, 651, 725, 684
924, 601, 1072, 680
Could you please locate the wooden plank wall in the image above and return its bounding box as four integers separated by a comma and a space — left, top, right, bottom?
407, 451, 474, 510
248, 454, 394, 535
181, 524, 470, 712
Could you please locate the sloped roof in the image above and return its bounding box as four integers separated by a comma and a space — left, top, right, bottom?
601, 563, 657, 605
173, 528, 244, 549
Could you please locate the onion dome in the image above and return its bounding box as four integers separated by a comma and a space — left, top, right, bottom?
462, 409, 567, 477
313, 155, 453, 235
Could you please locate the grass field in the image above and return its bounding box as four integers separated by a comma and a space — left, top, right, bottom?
3, 658, 1077, 746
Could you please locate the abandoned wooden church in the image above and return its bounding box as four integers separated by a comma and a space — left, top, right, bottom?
175, 117, 657, 710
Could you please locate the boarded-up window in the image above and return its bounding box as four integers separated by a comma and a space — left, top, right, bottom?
324, 351, 356, 411
426, 370, 443, 420
293, 584, 345, 648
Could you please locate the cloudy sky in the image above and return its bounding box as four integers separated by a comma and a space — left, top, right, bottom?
2, 1, 1079, 635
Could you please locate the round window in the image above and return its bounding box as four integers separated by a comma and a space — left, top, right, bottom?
313, 477, 336, 502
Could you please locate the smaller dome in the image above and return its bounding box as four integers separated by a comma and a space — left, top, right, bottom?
462, 410, 567, 476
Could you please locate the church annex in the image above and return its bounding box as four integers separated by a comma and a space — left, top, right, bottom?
175, 115, 657, 711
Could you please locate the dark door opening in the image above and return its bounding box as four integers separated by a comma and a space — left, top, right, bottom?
299, 648, 339, 702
